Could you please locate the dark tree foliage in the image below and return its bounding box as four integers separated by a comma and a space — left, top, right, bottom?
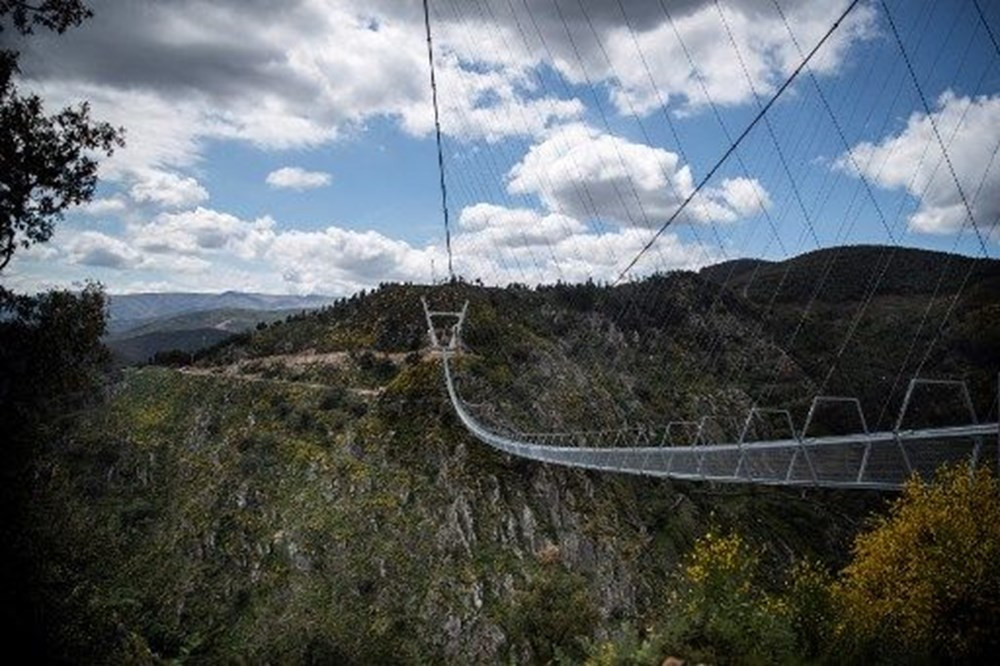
0, 282, 110, 421
0, 0, 92, 35
0, 59, 123, 270
0, 3, 122, 659
0, 283, 112, 661
1, 0, 123, 271
0, 0, 116, 441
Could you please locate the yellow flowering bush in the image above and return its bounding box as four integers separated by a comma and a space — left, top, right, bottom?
667, 530, 796, 663
834, 465, 1000, 660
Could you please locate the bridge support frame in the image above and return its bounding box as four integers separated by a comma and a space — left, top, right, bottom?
803, 396, 869, 483
737, 408, 799, 482
895, 378, 980, 476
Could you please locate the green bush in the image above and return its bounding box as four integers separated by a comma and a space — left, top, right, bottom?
784, 560, 835, 659
589, 531, 800, 665
503, 554, 600, 663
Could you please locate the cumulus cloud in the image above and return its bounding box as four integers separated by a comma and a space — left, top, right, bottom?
11, 0, 865, 293
396, 51, 584, 141
133, 207, 276, 258
13, 0, 583, 181
507, 124, 770, 227
13, 0, 874, 184
451, 209, 715, 285
427, 0, 875, 116
837, 92, 1000, 241
129, 170, 209, 208
66, 231, 141, 269
458, 203, 586, 248
266, 166, 332, 190
14, 196, 714, 295
266, 226, 437, 292
606, 1, 875, 114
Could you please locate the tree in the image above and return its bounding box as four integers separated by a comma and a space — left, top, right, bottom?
0, 1, 92, 34
1, 0, 123, 272
0, 5, 123, 655
0, 0, 121, 413
0, 281, 109, 417
504, 547, 600, 663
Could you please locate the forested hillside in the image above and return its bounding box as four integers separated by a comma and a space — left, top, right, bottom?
14, 245, 1000, 663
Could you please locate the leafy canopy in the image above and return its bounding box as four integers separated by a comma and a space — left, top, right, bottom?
0, 0, 123, 272
0, 0, 91, 34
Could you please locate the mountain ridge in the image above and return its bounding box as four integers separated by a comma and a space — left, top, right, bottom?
107, 291, 336, 326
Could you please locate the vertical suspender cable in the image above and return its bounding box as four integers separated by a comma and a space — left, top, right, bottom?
423, 0, 455, 281
881, 0, 990, 259
612, 0, 863, 285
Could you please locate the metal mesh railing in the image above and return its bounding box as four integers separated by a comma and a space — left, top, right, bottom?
442, 352, 998, 490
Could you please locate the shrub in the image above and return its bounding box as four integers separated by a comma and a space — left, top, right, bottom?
661, 530, 796, 663
318, 387, 347, 411
833, 465, 1000, 661
784, 560, 834, 659
504, 559, 600, 664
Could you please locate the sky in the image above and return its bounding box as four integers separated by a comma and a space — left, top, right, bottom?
2, 0, 998, 296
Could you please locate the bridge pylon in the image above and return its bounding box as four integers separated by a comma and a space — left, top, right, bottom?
421, 297, 468, 353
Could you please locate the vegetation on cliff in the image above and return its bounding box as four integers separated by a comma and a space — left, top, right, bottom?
8, 245, 999, 663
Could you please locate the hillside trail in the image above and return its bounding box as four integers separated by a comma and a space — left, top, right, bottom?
175, 364, 382, 397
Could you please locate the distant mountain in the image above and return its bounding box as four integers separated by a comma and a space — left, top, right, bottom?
106, 328, 236, 366
106, 307, 295, 338
105, 307, 299, 365
104, 293, 335, 365
107, 291, 336, 329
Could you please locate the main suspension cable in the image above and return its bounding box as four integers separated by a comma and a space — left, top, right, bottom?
422, 0, 455, 281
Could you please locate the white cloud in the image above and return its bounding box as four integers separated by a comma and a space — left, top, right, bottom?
589, 0, 875, 115
507, 124, 770, 227
450, 213, 714, 285
266, 226, 437, 293
19, 243, 60, 261
76, 197, 128, 216
396, 51, 584, 141
718, 177, 772, 218
266, 166, 332, 190
28, 81, 213, 180
458, 203, 586, 248
66, 231, 141, 269
17, 0, 584, 184
838, 91, 1000, 241
129, 169, 209, 208
12, 202, 718, 295
11, 0, 876, 203
427, 0, 875, 116
132, 207, 275, 258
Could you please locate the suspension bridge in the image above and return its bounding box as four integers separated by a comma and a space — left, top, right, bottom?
423, 299, 998, 491
418, 0, 1000, 490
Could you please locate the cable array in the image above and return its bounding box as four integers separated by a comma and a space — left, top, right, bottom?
419, 0, 1000, 462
